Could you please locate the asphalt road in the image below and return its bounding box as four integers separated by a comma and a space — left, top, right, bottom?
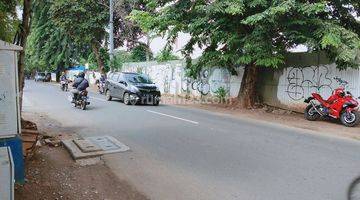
24, 81, 360, 200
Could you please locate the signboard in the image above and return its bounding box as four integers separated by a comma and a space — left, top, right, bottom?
0, 41, 21, 138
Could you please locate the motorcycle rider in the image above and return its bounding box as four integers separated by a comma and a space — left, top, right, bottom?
60, 72, 67, 82
97, 74, 106, 93
71, 72, 89, 102
99, 74, 106, 83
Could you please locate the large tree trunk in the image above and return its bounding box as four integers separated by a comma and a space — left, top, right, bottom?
15, 0, 32, 113
238, 63, 258, 108
91, 42, 105, 74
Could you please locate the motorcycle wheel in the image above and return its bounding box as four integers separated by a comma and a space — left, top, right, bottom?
304, 104, 320, 121
340, 111, 359, 127
80, 101, 86, 110
61, 85, 64, 91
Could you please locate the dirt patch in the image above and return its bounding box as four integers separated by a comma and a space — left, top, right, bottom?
16, 113, 148, 200
15, 146, 148, 200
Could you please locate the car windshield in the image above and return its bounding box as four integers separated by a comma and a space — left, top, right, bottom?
38, 73, 45, 76
124, 74, 153, 84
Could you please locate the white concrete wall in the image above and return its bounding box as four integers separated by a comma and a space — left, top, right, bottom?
123, 58, 360, 111
85, 71, 101, 85
51, 73, 56, 82
122, 61, 244, 98
276, 64, 360, 109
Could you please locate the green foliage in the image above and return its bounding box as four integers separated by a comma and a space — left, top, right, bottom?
214, 87, 228, 104
128, 10, 155, 34
0, 0, 19, 42
111, 50, 132, 70
50, 0, 109, 73
114, 0, 155, 48
50, 0, 108, 45
131, 0, 360, 78
87, 47, 110, 71
130, 43, 153, 62
155, 48, 179, 62
25, 0, 90, 73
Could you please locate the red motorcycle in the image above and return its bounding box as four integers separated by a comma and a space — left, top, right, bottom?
304, 77, 360, 127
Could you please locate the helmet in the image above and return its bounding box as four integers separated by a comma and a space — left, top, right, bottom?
334, 88, 345, 97
78, 72, 85, 78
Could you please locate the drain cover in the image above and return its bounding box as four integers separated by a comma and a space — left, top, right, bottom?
85, 136, 130, 153
62, 136, 130, 160
73, 139, 102, 153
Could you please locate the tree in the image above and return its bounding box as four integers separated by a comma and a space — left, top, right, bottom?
0, 0, 19, 42
156, 47, 179, 62
130, 43, 153, 61
112, 0, 157, 62
113, 0, 147, 48
131, 0, 360, 108
112, 50, 132, 70
87, 47, 110, 72
50, 0, 109, 74
26, 0, 90, 74
13, 0, 32, 111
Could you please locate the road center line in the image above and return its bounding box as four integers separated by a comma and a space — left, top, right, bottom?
146, 110, 199, 125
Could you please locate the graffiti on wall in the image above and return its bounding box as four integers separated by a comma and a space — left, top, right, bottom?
123, 62, 234, 97
181, 68, 231, 96
285, 65, 333, 101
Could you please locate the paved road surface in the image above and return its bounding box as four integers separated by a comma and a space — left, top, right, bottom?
24, 81, 360, 200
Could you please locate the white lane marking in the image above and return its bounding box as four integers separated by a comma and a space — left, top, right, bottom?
146, 110, 199, 125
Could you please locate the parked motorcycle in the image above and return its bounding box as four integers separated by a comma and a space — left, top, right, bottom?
304, 77, 360, 127
60, 80, 69, 91
68, 90, 90, 110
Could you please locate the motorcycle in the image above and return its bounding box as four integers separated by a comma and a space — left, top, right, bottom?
68, 90, 90, 110
97, 81, 105, 94
60, 80, 69, 91
304, 77, 360, 127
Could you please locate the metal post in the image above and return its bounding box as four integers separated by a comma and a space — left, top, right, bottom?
109, 0, 114, 72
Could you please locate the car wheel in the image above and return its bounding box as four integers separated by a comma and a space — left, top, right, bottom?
153, 97, 160, 106
124, 93, 131, 105
105, 90, 112, 101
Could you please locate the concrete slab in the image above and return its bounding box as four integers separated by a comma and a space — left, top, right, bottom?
62, 140, 104, 160
85, 136, 130, 153
73, 139, 101, 153
62, 136, 130, 160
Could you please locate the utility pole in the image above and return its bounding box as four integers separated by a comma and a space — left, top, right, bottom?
109, 0, 114, 72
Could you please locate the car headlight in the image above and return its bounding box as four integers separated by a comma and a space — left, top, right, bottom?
129, 85, 139, 93
156, 87, 160, 92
